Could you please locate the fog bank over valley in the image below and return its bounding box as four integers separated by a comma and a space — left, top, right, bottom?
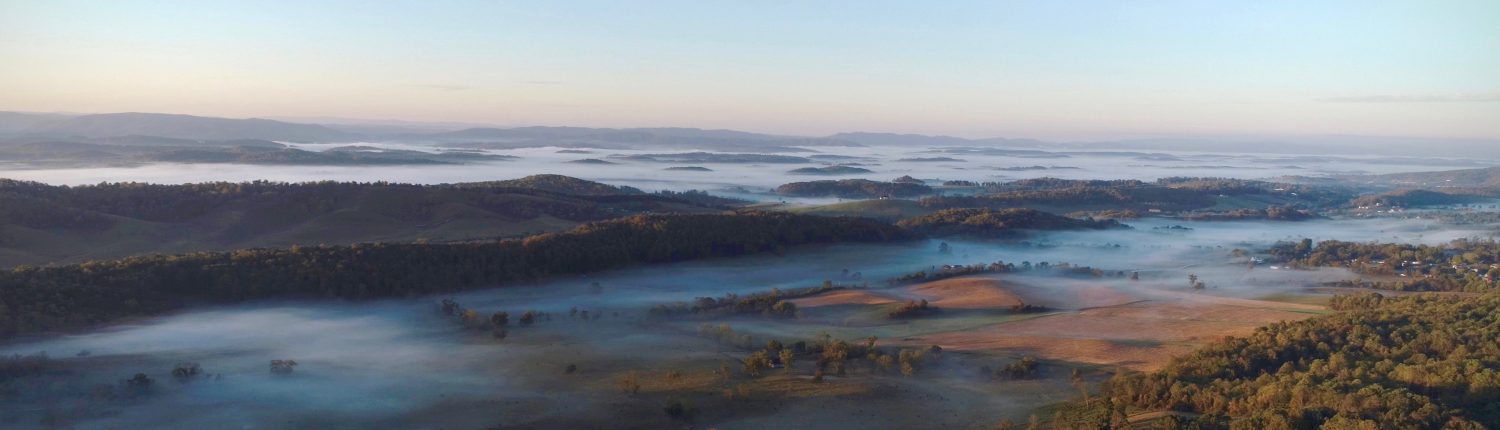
2, 114, 1499, 429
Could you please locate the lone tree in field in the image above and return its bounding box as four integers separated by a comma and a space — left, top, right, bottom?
1188, 274, 1212, 292
171, 362, 202, 381
743, 351, 771, 377
460, 309, 480, 328
491, 311, 509, 327
124, 373, 154, 393
1190, 273, 1206, 291
877, 354, 896, 374
898, 349, 925, 376
519, 310, 537, 326
270, 359, 298, 375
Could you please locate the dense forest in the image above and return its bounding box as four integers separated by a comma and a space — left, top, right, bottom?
1066, 292, 1500, 429
895, 208, 1124, 238
774, 179, 933, 199
1269, 238, 1500, 292
1349, 189, 1491, 208
920, 185, 1216, 212
481, 173, 647, 195
0, 177, 683, 227
0, 176, 739, 267
919, 177, 1352, 214
0, 212, 911, 335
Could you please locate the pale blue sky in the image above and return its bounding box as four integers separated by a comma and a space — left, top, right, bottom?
2, 0, 1497, 139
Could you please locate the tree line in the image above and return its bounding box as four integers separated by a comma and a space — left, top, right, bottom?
0, 212, 911, 336
895, 208, 1124, 238
918, 177, 1352, 214
774, 179, 933, 199
0, 177, 733, 231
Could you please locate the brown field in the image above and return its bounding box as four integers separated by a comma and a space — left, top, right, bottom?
900, 277, 1027, 309
787, 289, 901, 307
1003, 277, 1140, 309
883, 278, 1325, 371
743, 275, 1327, 373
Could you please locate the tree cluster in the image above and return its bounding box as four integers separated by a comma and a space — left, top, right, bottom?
1084, 293, 1500, 429
1272, 238, 1500, 292
895, 208, 1124, 238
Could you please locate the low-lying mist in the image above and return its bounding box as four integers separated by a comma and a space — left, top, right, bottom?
0, 144, 1487, 204
3, 215, 1488, 428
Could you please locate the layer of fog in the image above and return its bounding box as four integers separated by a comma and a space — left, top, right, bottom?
0, 144, 1486, 203
2, 215, 1489, 429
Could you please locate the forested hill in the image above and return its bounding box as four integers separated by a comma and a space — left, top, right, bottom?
895, 208, 1123, 238
0, 212, 912, 336
775, 179, 933, 199
917, 177, 1351, 214
482, 173, 646, 195
0, 176, 730, 267
1061, 292, 1500, 429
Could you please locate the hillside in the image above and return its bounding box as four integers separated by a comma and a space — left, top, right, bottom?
920, 185, 1216, 213
920, 177, 1350, 214
0, 112, 73, 134
896, 208, 1124, 238
785, 199, 935, 221
484, 174, 645, 195
0, 138, 504, 167
1349, 189, 1490, 208
0, 176, 719, 267
788, 165, 873, 175
775, 179, 932, 199
613, 152, 812, 164
24, 112, 360, 142
1334, 166, 1500, 189
1058, 293, 1500, 429
430, 126, 859, 151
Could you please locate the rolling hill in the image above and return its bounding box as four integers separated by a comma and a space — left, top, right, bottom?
0, 175, 725, 267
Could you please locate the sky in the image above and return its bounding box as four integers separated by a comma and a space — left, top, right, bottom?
1, 0, 1497, 140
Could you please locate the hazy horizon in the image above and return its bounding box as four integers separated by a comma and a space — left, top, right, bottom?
6, 4, 1500, 428
8, 109, 1500, 148
3, 1, 1498, 142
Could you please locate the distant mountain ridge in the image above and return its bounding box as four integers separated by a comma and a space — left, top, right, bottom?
4, 110, 1499, 158
1350, 166, 1500, 188
23, 112, 360, 142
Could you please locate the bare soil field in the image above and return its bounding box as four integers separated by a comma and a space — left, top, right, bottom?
787, 289, 902, 307
900, 277, 1027, 309
884, 280, 1326, 371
